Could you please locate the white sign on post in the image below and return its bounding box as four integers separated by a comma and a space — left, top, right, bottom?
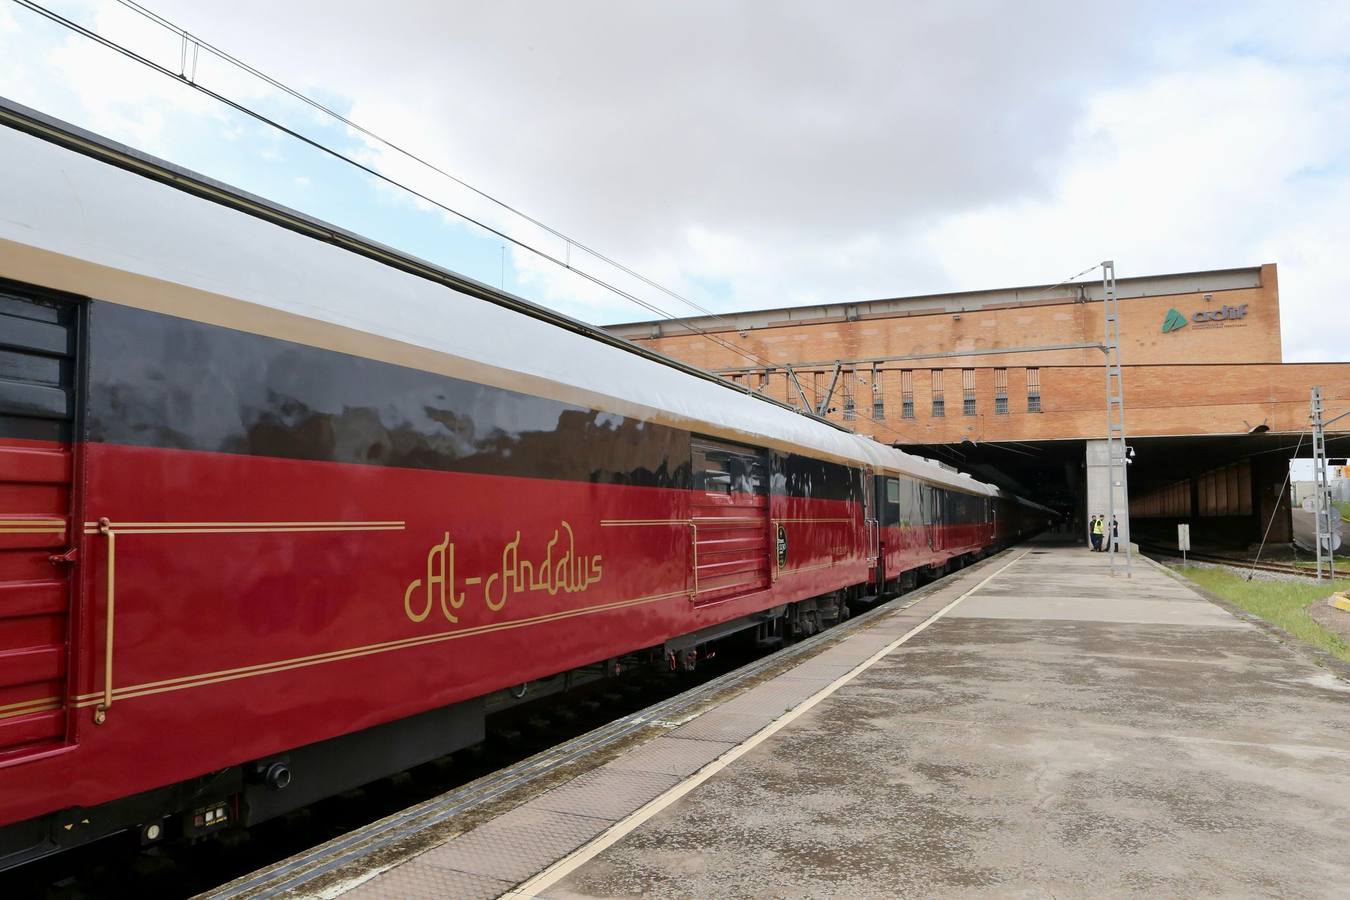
1178, 523, 1191, 565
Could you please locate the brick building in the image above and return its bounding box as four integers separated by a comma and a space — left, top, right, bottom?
607, 264, 1350, 548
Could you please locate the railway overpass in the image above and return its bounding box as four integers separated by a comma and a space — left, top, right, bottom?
607, 264, 1350, 548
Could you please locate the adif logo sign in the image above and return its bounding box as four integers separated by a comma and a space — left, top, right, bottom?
1161, 303, 1249, 333
1193, 303, 1249, 324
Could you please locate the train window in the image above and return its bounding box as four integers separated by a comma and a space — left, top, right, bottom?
897, 477, 920, 525
772, 453, 858, 502
692, 439, 766, 495
883, 477, 901, 525
946, 492, 985, 523
919, 483, 936, 525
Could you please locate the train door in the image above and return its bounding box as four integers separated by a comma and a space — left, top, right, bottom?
0, 282, 82, 759
861, 465, 878, 582
926, 484, 945, 552
689, 438, 770, 604
874, 473, 898, 589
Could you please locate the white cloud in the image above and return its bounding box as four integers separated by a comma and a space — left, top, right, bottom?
2, 1, 1347, 362
921, 57, 1350, 361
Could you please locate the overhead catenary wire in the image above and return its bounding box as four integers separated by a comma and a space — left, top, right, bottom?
1017, 262, 1103, 305
9, 0, 793, 383
14, 0, 926, 438
94, 1, 1072, 451
115, 0, 1106, 368
17, 0, 920, 441
108, 0, 744, 333
11, 0, 1047, 447
1249, 428, 1305, 580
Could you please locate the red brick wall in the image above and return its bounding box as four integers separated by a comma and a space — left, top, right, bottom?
624, 264, 1350, 443
631, 263, 1283, 374
724, 362, 1350, 443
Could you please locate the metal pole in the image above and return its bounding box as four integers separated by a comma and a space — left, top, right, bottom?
816, 361, 843, 416
1102, 260, 1131, 576
1311, 386, 1331, 581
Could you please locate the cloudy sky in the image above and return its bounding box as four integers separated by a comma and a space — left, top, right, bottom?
2, 1, 1347, 360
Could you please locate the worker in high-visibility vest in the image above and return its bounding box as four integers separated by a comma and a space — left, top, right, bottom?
1090, 515, 1104, 551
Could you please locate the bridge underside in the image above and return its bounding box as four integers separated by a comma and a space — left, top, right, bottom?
900, 432, 1350, 550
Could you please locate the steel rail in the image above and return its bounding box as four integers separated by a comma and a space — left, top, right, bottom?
1140, 544, 1332, 580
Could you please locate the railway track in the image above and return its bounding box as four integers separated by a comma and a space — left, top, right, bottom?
1139, 544, 1335, 579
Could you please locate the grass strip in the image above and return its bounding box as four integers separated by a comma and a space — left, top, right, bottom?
1172, 565, 1350, 663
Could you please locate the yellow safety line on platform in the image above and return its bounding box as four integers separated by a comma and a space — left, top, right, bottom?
1332, 593, 1350, 613
506, 548, 1029, 899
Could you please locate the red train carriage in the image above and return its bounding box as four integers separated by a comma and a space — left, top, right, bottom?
0, 100, 1052, 868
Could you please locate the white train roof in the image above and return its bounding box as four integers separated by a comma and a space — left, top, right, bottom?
0, 107, 1000, 496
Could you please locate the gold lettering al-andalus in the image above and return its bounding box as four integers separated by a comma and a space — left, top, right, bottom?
403, 532, 466, 623
404, 522, 603, 624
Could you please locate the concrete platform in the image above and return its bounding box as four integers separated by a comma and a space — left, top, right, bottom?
328, 543, 1350, 899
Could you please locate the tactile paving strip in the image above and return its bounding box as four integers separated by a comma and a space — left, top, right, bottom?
415, 806, 608, 882
531, 768, 681, 820
605, 736, 735, 778
669, 709, 772, 743
344, 863, 513, 900
714, 676, 831, 719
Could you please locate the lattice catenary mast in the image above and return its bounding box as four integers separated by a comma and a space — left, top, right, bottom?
1310, 385, 1341, 581
1103, 261, 1132, 576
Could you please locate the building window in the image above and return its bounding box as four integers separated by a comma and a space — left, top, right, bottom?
871, 366, 884, 419
931, 369, 944, 417
1027, 367, 1041, 412
995, 396, 1009, 415
842, 367, 857, 420
962, 368, 976, 416
901, 369, 914, 418
994, 368, 1008, 415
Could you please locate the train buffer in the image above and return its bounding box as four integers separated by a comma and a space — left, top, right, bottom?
211, 537, 1350, 899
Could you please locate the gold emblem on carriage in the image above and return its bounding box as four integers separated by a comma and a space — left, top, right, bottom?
403, 521, 603, 624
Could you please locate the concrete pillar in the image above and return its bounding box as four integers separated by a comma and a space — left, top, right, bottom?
1085, 439, 1130, 547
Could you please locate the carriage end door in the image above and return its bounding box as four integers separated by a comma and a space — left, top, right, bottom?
689, 439, 770, 605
